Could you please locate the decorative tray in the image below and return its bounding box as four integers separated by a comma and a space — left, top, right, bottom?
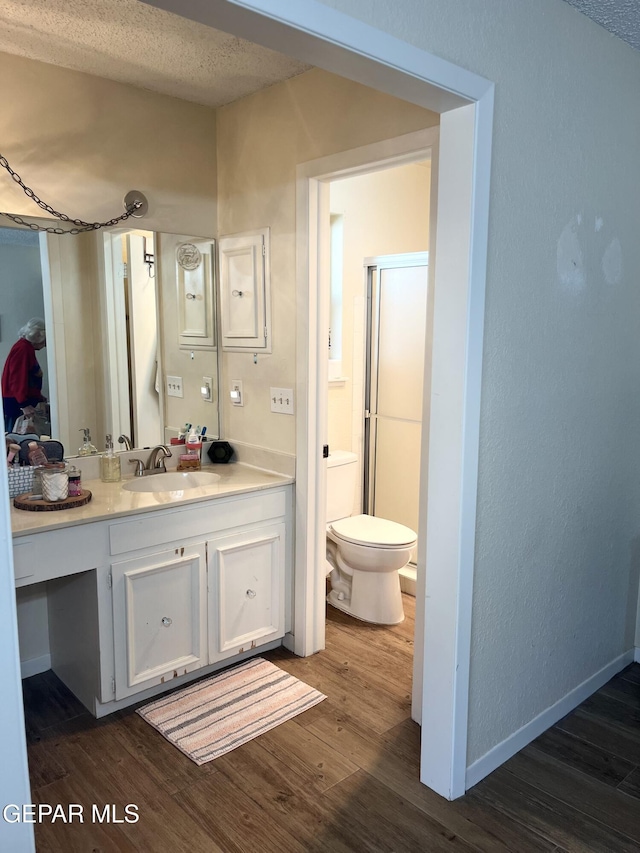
13, 489, 92, 512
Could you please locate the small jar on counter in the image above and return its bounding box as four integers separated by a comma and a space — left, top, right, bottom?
41, 464, 69, 502
67, 466, 82, 497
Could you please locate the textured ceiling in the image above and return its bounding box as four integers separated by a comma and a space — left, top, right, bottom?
0, 0, 636, 110
0, 0, 310, 108
562, 0, 640, 50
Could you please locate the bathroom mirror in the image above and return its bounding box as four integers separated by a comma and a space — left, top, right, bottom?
0, 221, 220, 454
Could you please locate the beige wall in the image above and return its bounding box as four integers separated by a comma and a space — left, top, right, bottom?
328, 163, 431, 456
216, 68, 438, 454
0, 51, 218, 451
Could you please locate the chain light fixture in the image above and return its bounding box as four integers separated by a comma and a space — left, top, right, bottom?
0, 153, 148, 234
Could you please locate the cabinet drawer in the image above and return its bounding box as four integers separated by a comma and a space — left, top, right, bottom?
14, 524, 108, 587
109, 489, 287, 556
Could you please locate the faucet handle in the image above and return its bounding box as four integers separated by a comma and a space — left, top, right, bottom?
130, 458, 145, 477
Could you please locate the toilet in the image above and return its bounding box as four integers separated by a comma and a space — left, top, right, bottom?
326, 450, 417, 625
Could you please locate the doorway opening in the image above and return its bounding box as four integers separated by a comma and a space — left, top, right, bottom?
324, 157, 431, 638
303, 131, 436, 733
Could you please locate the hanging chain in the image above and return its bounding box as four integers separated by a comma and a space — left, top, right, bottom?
0, 153, 143, 234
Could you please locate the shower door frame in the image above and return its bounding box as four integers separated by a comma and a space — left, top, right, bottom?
363, 252, 429, 525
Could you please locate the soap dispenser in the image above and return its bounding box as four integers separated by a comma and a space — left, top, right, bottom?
100, 434, 121, 483
78, 428, 98, 456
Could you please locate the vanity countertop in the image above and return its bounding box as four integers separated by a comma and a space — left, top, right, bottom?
11, 463, 294, 537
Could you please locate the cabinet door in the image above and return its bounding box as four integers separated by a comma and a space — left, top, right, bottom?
218, 228, 271, 352
208, 523, 285, 662
156, 233, 217, 350
112, 544, 207, 700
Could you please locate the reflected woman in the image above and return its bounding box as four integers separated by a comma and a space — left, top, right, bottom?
2, 318, 47, 432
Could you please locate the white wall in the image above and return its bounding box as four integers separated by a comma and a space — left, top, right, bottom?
0, 475, 34, 851
315, 0, 640, 765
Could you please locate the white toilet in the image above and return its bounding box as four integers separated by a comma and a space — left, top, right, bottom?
326, 450, 417, 625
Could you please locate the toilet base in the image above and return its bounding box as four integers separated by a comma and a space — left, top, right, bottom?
326, 569, 405, 625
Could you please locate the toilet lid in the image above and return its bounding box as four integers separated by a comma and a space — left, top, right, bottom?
329, 514, 417, 547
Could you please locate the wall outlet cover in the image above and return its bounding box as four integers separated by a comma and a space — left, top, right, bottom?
230, 379, 243, 406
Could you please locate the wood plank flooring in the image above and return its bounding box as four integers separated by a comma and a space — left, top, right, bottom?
22, 595, 640, 852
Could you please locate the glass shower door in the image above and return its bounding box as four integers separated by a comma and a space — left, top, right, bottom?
365, 254, 428, 562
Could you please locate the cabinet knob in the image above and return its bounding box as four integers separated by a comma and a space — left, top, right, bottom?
186, 292, 196, 300
232, 289, 244, 297
246, 589, 256, 599
161, 616, 172, 627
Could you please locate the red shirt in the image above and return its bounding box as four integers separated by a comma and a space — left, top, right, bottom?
1, 337, 45, 406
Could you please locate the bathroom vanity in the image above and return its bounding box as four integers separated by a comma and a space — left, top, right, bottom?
11, 464, 294, 717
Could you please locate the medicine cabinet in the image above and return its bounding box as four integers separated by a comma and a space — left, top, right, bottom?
218, 227, 271, 352
156, 233, 217, 351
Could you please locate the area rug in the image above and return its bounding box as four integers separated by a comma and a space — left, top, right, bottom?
136, 657, 326, 765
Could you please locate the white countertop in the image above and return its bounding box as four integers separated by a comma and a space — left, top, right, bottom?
11, 463, 294, 537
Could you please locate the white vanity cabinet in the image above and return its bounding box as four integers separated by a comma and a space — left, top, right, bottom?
14, 481, 293, 717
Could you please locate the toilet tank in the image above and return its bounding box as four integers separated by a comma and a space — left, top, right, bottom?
326, 450, 358, 523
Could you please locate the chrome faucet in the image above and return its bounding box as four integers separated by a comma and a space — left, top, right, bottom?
118, 434, 133, 451
129, 445, 172, 476
146, 445, 172, 472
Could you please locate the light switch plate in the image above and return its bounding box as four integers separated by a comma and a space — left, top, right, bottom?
270, 387, 294, 414
166, 375, 183, 398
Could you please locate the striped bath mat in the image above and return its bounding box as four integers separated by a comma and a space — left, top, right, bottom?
136, 657, 326, 765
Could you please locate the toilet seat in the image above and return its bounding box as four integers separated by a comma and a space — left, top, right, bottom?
329, 514, 416, 548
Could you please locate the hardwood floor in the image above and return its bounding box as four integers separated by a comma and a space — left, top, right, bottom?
22, 595, 640, 852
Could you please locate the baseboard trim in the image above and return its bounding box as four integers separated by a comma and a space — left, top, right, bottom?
465, 648, 635, 790
21, 654, 51, 679
399, 565, 417, 597
635, 647, 640, 663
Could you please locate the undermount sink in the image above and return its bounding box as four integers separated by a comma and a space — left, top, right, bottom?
122, 471, 221, 493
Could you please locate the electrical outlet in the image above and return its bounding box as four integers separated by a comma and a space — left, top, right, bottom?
270, 387, 294, 414
230, 379, 243, 406
166, 375, 183, 398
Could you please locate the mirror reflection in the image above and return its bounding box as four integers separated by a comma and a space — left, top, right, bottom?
0, 222, 220, 455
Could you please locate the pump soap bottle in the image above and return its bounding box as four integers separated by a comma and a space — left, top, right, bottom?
100, 434, 121, 483
78, 428, 98, 456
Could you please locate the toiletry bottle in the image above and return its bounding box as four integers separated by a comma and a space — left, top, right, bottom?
27, 441, 48, 467
67, 465, 82, 497
185, 426, 202, 470
100, 434, 121, 483
78, 428, 98, 456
